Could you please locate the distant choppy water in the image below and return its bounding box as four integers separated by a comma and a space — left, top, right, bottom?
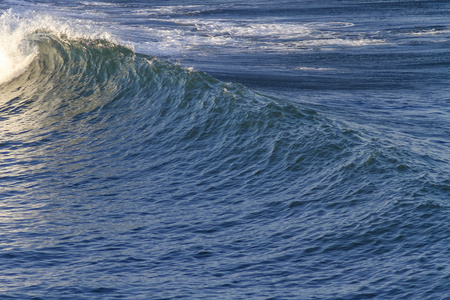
0, 0, 449, 299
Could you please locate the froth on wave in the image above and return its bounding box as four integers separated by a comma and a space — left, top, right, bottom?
139, 19, 385, 55
0, 9, 118, 85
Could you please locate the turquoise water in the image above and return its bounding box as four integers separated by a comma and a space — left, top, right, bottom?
1, 1, 450, 299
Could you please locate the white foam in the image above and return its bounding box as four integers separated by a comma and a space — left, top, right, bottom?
408, 27, 450, 36
134, 5, 213, 16
80, 2, 119, 7
294, 67, 338, 71
137, 19, 385, 56
0, 10, 37, 85
0, 9, 117, 85
193, 22, 312, 39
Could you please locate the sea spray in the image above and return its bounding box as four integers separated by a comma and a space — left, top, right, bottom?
0, 9, 118, 85
0, 10, 36, 84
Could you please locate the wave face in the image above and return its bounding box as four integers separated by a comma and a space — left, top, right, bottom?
1, 11, 450, 300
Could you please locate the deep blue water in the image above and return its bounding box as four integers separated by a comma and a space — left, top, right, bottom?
0, 0, 449, 299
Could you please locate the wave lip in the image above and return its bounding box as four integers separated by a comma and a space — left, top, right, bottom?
0, 9, 118, 86
0, 10, 37, 85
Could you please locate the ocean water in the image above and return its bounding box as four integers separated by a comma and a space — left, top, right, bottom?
0, 0, 449, 299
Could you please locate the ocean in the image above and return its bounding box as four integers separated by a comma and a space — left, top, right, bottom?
0, 0, 449, 299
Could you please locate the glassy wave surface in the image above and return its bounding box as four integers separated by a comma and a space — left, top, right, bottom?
0, 1, 449, 299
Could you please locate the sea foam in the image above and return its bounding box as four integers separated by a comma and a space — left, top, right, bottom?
0, 9, 116, 85
0, 10, 37, 85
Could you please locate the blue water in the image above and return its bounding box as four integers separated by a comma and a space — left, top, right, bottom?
0, 1, 449, 299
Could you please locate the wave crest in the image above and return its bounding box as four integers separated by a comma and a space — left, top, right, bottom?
0, 9, 117, 85
0, 10, 37, 85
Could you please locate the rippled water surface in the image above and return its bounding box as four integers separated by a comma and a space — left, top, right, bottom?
1, 1, 450, 299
